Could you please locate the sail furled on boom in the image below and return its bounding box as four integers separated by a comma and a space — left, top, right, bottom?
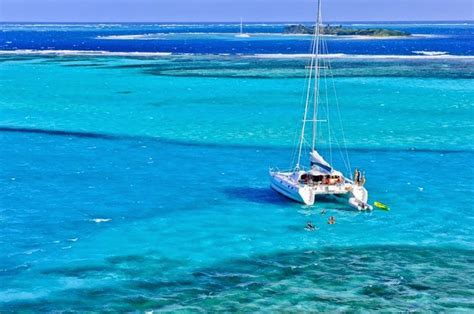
309, 150, 332, 173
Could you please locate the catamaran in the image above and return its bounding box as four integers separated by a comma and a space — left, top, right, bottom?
235, 18, 250, 38
269, 0, 372, 211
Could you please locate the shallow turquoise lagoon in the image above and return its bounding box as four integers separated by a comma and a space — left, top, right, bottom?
0, 55, 473, 311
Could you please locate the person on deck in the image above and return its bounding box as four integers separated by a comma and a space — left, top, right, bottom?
354, 169, 360, 184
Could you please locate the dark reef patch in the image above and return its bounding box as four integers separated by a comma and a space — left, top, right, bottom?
41, 264, 111, 278
1, 125, 473, 154
129, 58, 474, 79
3, 245, 473, 311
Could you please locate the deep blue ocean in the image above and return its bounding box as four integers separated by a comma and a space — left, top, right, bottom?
1, 22, 473, 55
0, 22, 473, 311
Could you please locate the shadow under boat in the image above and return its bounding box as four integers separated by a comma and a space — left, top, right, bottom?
223, 187, 363, 212
222, 187, 290, 205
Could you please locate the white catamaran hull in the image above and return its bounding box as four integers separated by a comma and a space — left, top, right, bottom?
270, 171, 370, 208
270, 173, 315, 205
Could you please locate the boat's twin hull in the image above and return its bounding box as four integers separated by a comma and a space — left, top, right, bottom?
270, 171, 369, 209
271, 176, 314, 205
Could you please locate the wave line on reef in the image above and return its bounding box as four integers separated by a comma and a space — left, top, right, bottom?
0, 50, 173, 57
1, 49, 474, 60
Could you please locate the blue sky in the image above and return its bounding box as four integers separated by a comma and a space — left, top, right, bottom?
0, 0, 472, 22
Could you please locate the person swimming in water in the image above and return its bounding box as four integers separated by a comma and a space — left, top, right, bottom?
328, 216, 336, 225
305, 221, 316, 231
320, 209, 327, 215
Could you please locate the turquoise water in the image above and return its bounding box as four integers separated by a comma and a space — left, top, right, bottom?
1, 52, 474, 310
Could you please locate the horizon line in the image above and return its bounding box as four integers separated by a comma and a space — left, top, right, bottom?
1, 19, 473, 24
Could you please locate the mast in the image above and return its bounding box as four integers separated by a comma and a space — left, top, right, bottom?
295, 0, 322, 169
311, 0, 322, 151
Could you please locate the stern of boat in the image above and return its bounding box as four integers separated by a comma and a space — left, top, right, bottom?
351, 185, 369, 203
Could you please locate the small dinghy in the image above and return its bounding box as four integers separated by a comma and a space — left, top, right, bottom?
349, 197, 373, 211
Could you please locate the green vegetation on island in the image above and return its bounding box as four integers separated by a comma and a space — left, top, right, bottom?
284, 24, 411, 37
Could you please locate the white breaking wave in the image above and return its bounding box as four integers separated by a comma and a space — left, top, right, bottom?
0, 49, 173, 57
246, 53, 347, 59
0, 49, 473, 60
96, 33, 438, 41
246, 53, 474, 60
97, 32, 236, 40
412, 50, 448, 56
97, 33, 168, 40
90, 218, 112, 223
0, 23, 125, 29
335, 34, 445, 40
97, 32, 290, 40
348, 22, 472, 26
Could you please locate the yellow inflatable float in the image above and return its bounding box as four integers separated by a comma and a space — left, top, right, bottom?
374, 201, 390, 211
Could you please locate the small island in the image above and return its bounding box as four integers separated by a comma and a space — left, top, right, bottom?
284, 24, 411, 37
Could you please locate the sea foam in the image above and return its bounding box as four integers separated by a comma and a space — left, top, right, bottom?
0, 49, 473, 60
246, 53, 474, 60
90, 218, 112, 223
412, 50, 449, 56
0, 49, 173, 57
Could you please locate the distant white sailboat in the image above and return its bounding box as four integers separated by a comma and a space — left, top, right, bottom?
269, 0, 372, 211
235, 17, 250, 38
